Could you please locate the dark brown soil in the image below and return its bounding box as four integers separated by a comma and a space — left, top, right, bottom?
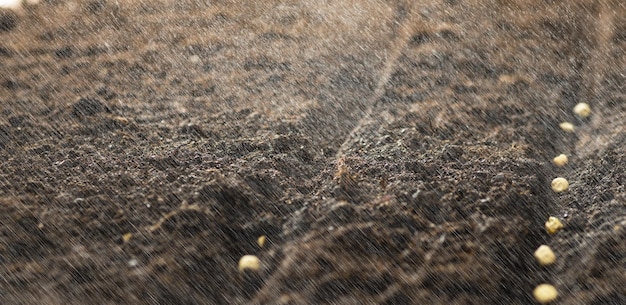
0, 0, 624, 304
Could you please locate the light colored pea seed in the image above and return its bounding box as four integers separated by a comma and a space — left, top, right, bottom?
533, 284, 558, 304
238, 255, 261, 272
534, 245, 556, 266
573, 102, 591, 118
257, 235, 267, 248
552, 154, 568, 167
545, 217, 564, 234
559, 122, 575, 132
551, 177, 569, 192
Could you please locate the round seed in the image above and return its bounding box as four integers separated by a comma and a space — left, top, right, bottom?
573, 102, 591, 118
238, 255, 261, 272
559, 122, 575, 132
545, 217, 564, 234
122, 232, 132, 243
552, 154, 568, 167
551, 177, 569, 192
257, 235, 266, 248
534, 245, 556, 266
533, 284, 558, 304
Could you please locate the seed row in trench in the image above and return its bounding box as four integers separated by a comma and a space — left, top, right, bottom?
235, 101, 594, 300
533, 102, 592, 304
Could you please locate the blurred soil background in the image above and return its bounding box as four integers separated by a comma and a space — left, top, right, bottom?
0, 0, 624, 304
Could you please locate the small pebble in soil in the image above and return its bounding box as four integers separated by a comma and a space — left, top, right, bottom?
545, 217, 564, 234
127, 259, 139, 268
189, 55, 201, 64
257, 235, 266, 248
534, 245, 556, 266
559, 122, 575, 132
573, 102, 591, 118
238, 255, 261, 272
551, 177, 569, 193
552, 154, 568, 167
113, 116, 130, 126
533, 284, 558, 304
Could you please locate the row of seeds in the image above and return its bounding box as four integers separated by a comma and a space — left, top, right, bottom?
532, 102, 592, 304
236, 103, 595, 301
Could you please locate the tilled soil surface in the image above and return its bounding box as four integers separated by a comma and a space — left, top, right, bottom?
0, 1, 625, 304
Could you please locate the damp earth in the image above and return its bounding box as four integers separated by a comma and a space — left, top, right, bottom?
0, 1, 624, 304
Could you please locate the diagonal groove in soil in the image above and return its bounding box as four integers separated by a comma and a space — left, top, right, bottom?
333, 1, 421, 160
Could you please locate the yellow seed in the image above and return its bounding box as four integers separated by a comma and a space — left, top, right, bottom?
545, 217, 564, 234
238, 255, 261, 272
573, 103, 591, 118
533, 284, 558, 304
534, 245, 556, 266
552, 154, 568, 167
122, 233, 133, 243
551, 177, 569, 193
559, 122, 575, 132
257, 235, 267, 248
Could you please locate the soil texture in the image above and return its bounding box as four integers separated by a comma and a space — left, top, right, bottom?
0, 0, 624, 304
